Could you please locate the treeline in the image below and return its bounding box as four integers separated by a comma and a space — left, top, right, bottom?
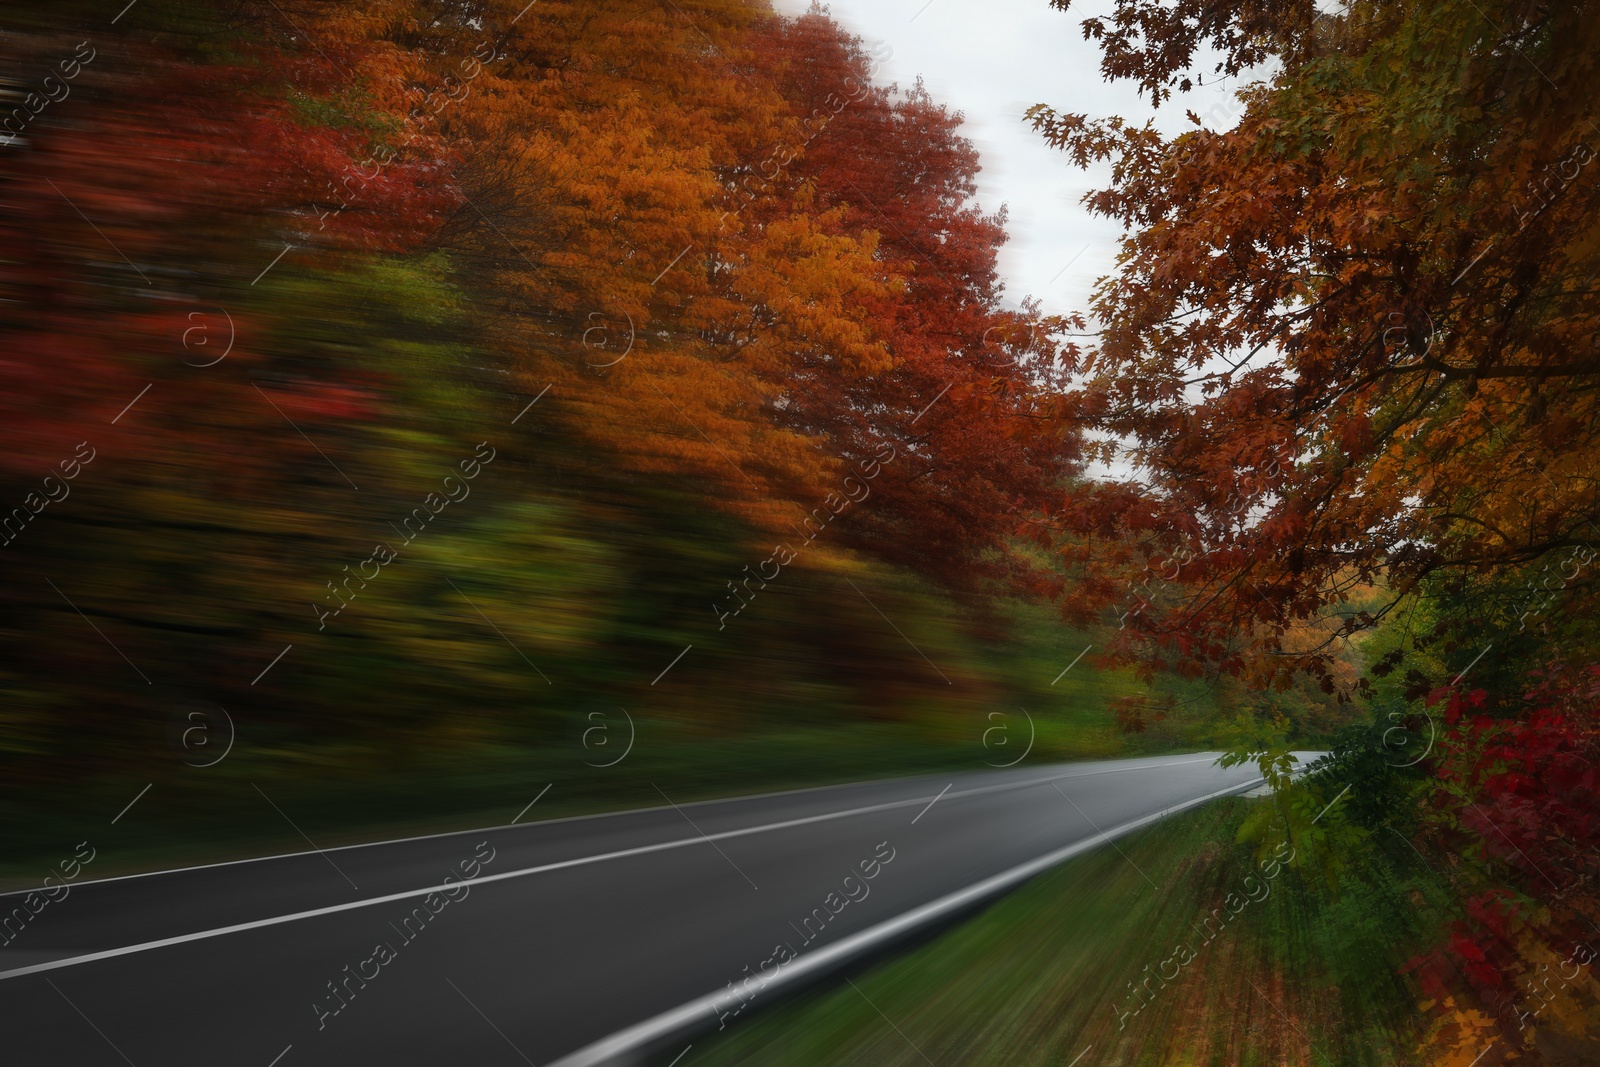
0, 0, 1113, 816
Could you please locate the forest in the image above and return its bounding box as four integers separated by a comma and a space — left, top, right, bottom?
3, 0, 1598, 1062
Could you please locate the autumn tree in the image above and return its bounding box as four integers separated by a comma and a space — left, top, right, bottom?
0, 0, 1089, 808
382, 0, 1084, 586
744, 10, 1080, 584
1031, 0, 1600, 688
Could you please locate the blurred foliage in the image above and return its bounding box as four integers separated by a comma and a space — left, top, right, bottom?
687, 797, 1432, 1066
0, 0, 1349, 877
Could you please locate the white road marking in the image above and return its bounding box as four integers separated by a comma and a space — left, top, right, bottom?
543, 778, 1265, 1067
0, 755, 1242, 902
0, 755, 1232, 901
0, 757, 1241, 982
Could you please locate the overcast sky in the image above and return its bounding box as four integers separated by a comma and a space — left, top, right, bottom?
767, 0, 1250, 320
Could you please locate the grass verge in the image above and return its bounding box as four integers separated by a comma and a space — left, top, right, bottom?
679, 797, 1427, 1067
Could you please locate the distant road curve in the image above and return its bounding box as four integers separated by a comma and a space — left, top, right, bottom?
0, 751, 1305, 1066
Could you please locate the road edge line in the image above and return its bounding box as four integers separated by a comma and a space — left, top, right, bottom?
544, 777, 1263, 1067
0, 754, 1226, 901
0, 760, 1237, 983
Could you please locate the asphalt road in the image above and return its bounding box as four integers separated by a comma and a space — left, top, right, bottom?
0, 752, 1283, 1066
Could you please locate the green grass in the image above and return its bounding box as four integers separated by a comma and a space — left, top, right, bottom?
680, 798, 1426, 1067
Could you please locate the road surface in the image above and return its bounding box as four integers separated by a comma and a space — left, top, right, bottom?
0, 752, 1288, 1066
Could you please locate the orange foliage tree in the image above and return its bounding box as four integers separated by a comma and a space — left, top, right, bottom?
1029, 0, 1600, 690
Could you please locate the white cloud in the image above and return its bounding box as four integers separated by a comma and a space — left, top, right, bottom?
767, 0, 1249, 319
